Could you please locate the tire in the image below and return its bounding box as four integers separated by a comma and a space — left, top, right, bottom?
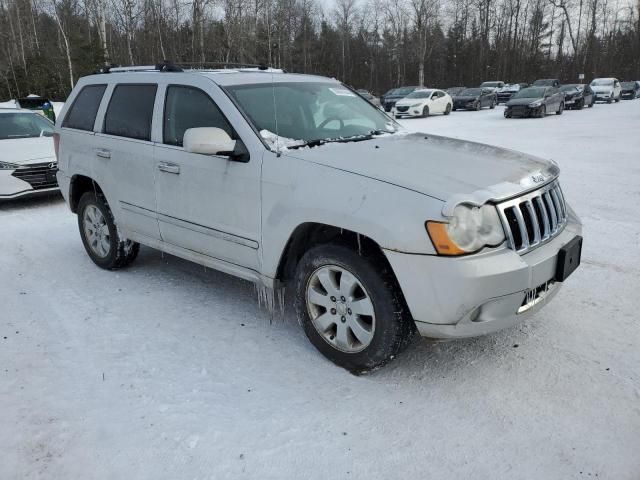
474, 101, 481, 111
490, 100, 496, 109
615, 95, 621, 103
589, 99, 594, 108
576, 99, 584, 110
607, 96, 612, 104
77, 191, 140, 270
556, 102, 564, 115
444, 104, 452, 115
294, 244, 414, 372
421, 105, 430, 117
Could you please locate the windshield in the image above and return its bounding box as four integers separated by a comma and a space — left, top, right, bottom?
394, 87, 416, 95
591, 79, 613, 86
224, 82, 399, 150
621, 82, 635, 88
460, 88, 481, 96
405, 90, 433, 99
480, 82, 502, 88
533, 80, 555, 86
560, 85, 579, 92
0, 112, 54, 140
513, 87, 546, 99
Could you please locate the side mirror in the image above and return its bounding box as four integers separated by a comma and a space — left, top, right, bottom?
184, 127, 236, 156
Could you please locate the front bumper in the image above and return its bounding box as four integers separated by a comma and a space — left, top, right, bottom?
393, 107, 423, 117
384, 212, 582, 339
505, 105, 541, 117
0, 163, 59, 200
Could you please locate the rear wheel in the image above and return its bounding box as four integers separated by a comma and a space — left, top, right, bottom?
77, 192, 139, 270
294, 244, 414, 372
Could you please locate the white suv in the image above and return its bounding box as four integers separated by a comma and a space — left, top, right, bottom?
56, 65, 583, 371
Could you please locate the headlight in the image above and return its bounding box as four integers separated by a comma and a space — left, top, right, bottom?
426, 204, 506, 256
529, 101, 542, 107
0, 161, 19, 170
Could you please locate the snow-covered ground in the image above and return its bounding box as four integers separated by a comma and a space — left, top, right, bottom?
1, 101, 639, 479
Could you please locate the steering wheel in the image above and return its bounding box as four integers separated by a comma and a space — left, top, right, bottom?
319, 117, 344, 129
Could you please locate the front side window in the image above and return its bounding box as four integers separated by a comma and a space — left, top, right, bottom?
0, 113, 54, 140
62, 84, 106, 131
104, 84, 157, 141
163, 86, 233, 146
224, 82, 398, 149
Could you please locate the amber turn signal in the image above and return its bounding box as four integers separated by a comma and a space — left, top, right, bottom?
425, 221, 466, 256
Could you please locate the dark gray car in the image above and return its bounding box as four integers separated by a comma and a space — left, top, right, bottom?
452, 88, 497, 111
504, 86, 565, 118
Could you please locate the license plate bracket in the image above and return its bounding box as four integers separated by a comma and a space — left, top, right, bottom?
555, 236, 582, 282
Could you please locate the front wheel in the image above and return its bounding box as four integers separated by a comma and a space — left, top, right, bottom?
444, 104, 452, 115
294, 244, 414, 372
576, 99, 584, 110
490, 100, 496, 109
422, 105, 430, 117
556, 102, 564, 115
77, 192, 140, 270
474, 101, 481, 111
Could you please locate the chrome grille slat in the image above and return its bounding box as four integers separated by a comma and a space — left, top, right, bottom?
497, 181, 568, 255
524, 200, 541, 243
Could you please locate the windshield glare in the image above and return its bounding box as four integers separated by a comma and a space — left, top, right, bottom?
0, 112, 54, 140
480, 82, 501, 87
460, 88, 481, 96
513, 87, 546, 99
621, 82, 635, 88
405, 90, 432, 99
560, 85, 579, 92
591, 79, 613, 86
225, 82, 399, 149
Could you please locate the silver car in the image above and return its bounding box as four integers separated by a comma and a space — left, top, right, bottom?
0, 108, 58, 200
55, 66, 583, 371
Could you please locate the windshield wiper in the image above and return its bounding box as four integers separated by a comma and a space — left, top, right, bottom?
286, 130, 394, 150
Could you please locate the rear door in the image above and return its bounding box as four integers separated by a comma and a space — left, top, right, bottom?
153, 78, 261, 271
93, 82, 161, 241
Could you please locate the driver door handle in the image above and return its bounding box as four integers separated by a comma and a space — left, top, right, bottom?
158, 162, 180, 174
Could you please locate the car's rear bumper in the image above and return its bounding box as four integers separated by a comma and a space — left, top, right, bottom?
384, 211, 582, 339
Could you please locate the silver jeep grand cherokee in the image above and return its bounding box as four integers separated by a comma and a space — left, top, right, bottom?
55, 65, 582, 371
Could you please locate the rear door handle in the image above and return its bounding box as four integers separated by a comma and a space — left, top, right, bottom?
95, 148, 111, 159
158, 162, 180, 174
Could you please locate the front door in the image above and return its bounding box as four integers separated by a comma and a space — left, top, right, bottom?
154, 82, 261, 271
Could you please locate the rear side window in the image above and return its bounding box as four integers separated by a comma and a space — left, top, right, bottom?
163, 86, 234, 146
62, 85, 106, 131
104, 84, 157, 141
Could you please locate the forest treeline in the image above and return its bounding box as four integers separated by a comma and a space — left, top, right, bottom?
1, 0, 639, 100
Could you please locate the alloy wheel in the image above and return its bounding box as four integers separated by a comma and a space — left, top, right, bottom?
83, 205, 111, 258
306, 265, 375, 353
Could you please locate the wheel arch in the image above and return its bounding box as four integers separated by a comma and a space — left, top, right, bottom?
69, 175, 104, 213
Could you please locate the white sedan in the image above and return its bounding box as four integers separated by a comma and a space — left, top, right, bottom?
392, 89, 453, 118
0, 108, 58, 200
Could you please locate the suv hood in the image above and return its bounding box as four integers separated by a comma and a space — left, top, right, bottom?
283, 133, 556, 201
0, 137, 56, 165
591, 86, 613, 93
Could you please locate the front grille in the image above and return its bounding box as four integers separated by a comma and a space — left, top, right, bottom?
511, 106, 526, 116
395, 106, 409, 112
11, 162, 58, 190
497, 181, 567, 254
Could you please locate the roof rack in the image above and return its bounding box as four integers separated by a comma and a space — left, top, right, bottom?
93, 60, 183, 74
91, 60, 286, 76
